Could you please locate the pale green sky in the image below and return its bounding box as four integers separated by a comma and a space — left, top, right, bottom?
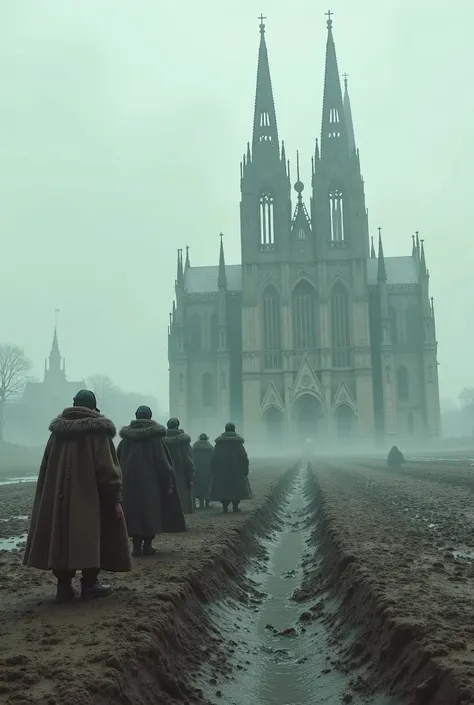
0, 0, 470, 406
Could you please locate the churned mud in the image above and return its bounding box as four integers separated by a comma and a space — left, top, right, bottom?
0, 460, 297, 704
1, 456, 474, 704
194, 464, 397, 705
302, 458, 474, 705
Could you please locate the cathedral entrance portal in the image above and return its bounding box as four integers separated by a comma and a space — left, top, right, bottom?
263, 406, 283, 447
294, 394, 323, 441
335, 404, 355, 438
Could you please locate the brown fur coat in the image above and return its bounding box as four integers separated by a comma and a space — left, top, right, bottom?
23, 407, 132, 572
117, 420, 186, 535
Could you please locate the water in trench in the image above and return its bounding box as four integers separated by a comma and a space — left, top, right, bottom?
196, 466, 397, 705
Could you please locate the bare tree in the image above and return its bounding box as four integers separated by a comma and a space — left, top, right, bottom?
459, 388, 474, 411
86, 374, 119, 401
0, 344, 32, 440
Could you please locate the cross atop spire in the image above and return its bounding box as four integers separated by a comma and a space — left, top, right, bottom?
252, 15, 279, 153
320, 10, 348, 157
325, 9, 333, 28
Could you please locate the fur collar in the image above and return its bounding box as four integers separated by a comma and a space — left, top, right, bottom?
193, 439, 213, 450
214, 431, 245, 443
165, 428, 191, 444
119, 419, 166, 440
49, 407, 116, 438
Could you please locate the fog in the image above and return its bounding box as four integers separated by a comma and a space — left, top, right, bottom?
0, 0, 471, 410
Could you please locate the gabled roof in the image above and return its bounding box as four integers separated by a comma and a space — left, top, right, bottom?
367, 256, 418, 286
184, 265, 242, 294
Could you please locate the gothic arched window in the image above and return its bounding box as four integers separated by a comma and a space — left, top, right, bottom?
188, 314, 202, 351
292, 281, 316, 351
259, 193, 275, 246
202, 373, 212, 408
389, 306, 398, 345
331, 284, 350, 367
329, 189, 345, 242
262, 285, 281, 369
329, 107, 341, 138
405, 305, 422, 347
397, 365, 409, 401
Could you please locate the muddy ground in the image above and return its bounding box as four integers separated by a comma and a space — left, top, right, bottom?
1, 456, 474, 704
302, 457, 474, 705
0, 460, 296, 704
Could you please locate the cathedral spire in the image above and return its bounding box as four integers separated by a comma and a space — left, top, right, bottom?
176, 249, 184, 288
420, 238, 427, 275
342, 73, 356, 153
252, 15, 279, 154
185, 245, 190, 271
218, 233, 227, 289
377, 227, 387, 282
321, 11, 348, 157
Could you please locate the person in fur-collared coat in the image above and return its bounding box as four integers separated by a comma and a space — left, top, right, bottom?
164, 418, 195, 514
192, 433, 213, 509
209, 422, 251, 513
117, 406, 186, 557
23, 390, 132, 604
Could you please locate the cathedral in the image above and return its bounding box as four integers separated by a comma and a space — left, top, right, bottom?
168, 15, 441, 446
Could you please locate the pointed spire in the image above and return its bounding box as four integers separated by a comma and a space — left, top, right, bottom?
218, 233, 227, 289
377, 227, 387, 282
176, 249, 184, 287
430, 296, 435, 318
415, 230, 420, 257
420, 238, 427, 274
370, 236, 376, 258
321, 11, 348, 157
412, 234, 417, 257
252, 15, 279, 153
342, 73, 356, 153
185, 245, 190, 271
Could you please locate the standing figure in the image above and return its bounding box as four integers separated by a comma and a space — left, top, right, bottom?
165, 418, 195, 514
387, 445, 405, 468
117, 406, 185, 557
23, 390, 132, 603
209, 422, 252, 513
192, 433, 213, 509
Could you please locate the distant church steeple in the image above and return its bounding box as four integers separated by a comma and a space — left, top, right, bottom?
44, 320, 66, 383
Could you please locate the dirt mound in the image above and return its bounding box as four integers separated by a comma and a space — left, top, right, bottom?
0, 461, 296, 704
299, 460, 474, 705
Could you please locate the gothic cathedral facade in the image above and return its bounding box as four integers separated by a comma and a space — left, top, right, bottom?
168, 16, 441, 446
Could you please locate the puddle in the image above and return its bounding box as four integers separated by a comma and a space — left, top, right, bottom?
0, 476, 36, 486
0, 533, 27, 551
0, 515, 29, 522
196, 466, 397, 705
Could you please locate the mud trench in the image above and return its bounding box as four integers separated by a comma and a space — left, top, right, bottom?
192, 464, 399, 705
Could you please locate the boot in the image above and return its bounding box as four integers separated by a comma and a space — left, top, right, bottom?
142, 538, 156, 556
222, 501, 229, 513
232, 501, 241, 513
55, 579, 75, 604
132, 538, 143, 557
81, 576, 112, 600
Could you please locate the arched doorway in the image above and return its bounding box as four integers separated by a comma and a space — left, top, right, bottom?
335, 404, 355, 438
263, 406, 283, 446
294, 394, 323, 441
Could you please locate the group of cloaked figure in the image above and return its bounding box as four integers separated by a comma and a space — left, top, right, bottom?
22, 390, 252, 604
